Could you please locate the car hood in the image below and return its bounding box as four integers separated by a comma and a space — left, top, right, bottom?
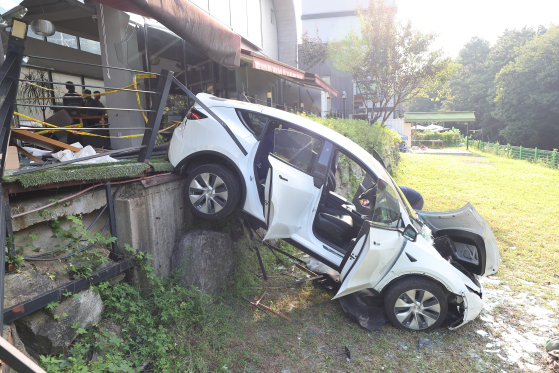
416, 203, 500, 277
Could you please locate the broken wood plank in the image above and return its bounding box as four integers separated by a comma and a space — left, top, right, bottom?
10, 140, 40, 162
140, 172, 183, 188
11, 129, 81, 152
243, 297, 291, 321
295, 263, 318, 278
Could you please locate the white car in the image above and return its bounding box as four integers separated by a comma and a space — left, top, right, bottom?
168, 94, 500, 331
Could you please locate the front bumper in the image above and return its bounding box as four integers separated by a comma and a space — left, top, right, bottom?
449, 286, 484, 330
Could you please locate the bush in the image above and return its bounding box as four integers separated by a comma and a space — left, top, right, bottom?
297, 113, 402, 165
414, 127, 462, 146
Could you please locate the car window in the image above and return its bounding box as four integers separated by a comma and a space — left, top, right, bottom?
273, 128, 322, 174
238, 110, 268, 138
333, 152, 368, 200
372, 179, 402, 226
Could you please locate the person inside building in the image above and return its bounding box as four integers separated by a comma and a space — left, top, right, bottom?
62, 81, 83, 120
82, 89, 97, 128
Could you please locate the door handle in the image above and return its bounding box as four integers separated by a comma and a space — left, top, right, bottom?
279, 175, 288, 182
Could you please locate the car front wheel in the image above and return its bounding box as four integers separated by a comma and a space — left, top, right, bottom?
384, 276, 448, 332
184, 164, 241, 220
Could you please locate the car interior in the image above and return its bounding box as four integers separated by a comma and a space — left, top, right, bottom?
252, 122, 380, 256
312, 150, 378, 255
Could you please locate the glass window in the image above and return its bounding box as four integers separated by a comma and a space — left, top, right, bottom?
47, 31, 77, 49
372, 179, 402, 226
239, 111, 268, 138
273, 128, 322, 174
79, 38, 101, 54
27, 26, 44, 40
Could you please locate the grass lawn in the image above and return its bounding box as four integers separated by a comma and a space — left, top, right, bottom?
47, 151, 558, 373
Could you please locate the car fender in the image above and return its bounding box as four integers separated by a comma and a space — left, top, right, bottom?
373, 238, 481, 296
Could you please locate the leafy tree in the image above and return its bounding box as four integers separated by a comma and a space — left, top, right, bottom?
495, 26, 559, 149
300, 0, 457, 124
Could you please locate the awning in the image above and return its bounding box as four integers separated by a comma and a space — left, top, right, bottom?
95, 0, 241, 69
240, 49, 337, 97
405, 111, 476, 122
242, 49, 305, 79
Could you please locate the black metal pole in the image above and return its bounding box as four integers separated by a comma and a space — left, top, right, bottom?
0, 190, 5, 338
137, 69, 174, 163
254, 246, 267, 281
105, 182, 118, 260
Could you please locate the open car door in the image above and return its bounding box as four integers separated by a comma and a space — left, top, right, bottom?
416, 203, 500, 276
333, 222, 404, 299
263, 155, 320, 240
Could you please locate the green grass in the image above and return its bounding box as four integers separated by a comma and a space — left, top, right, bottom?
394, 151, 559, 287
42, 151, 558, 372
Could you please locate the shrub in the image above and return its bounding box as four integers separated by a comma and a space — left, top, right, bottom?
414, 127, 463, 146
297, 113, 402, 164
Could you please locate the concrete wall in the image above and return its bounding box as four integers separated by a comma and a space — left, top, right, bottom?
272, 0, 298, 67
114, 179, 191, 277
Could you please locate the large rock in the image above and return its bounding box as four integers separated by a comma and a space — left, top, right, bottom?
4, 270, 58, 309
15, 289, 104, 356
171, 230, 235, 293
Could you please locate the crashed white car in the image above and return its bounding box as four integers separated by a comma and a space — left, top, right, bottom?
168, 94, 500, 331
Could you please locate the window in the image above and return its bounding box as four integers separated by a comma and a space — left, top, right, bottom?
273, 128, 322, 174
372, 179, 402, 226
79, 38, 101, 54
27, 26, 44, 40
239, 111, 269, 138
46, 31, 77, 49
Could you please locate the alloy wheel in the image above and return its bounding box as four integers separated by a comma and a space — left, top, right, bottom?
393, 289, 441, 330
189, 172, 228, 214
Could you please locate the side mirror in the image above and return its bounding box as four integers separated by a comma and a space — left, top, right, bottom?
402, 224, 417, 242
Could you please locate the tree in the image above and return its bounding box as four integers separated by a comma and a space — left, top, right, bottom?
301, 0, 457, 124
495, 26, 559, 149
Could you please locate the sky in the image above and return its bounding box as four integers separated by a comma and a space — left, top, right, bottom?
395, 0, 559, 58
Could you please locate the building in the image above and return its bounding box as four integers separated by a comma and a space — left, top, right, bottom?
299, 0, 406, 132
1, 0, 336, 149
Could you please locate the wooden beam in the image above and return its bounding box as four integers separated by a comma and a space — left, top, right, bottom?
11, 130, 81, 152
10, 140, 40, 162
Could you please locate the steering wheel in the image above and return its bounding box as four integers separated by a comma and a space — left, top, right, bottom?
358, 184, 377, 210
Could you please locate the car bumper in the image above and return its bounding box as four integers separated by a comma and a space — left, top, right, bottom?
448, 286, 484, 330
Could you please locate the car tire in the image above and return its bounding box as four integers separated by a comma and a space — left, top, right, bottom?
184, 164, 241, 220
384, 276, 448, 332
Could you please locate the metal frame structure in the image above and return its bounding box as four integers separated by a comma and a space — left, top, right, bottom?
0, 22, 177, 370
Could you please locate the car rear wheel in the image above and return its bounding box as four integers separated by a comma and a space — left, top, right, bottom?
184, 164, 241, 220
384, 276, 448, 332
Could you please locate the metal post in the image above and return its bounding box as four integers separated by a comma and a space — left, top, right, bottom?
137, 69, 174, 163
496, 143, 499, 155
466, 122, 469, 150
553, 149, 556, 169
254, 246, 267, 281
0, 22, 27, 338
519, 146, 522, 160
105, 182, 118, 260
534, 147, 538, 163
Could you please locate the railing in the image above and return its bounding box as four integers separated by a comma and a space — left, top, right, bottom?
474, 140, 558, 169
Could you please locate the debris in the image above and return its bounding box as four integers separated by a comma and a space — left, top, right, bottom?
294, 263, 318, 277
418, 336, 434, 349
548, 350, 559, 371
509, 246, 517, 250
243, 296, 291, 321
11, 129, 82, 152
331, 346, 351, 360
266, 275, 323, 289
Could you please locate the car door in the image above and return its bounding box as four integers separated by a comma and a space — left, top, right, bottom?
333, 222, 404, 299
333, 179, 406, 299
416, 203, 500, 276
263, 127, 326, 240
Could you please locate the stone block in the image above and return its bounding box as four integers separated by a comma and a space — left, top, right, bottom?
15, 288, 103, 356
171, 230, 235, 293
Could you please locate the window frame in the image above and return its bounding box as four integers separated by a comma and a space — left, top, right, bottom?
236, 109, 269, 140
269, 126, 324, 177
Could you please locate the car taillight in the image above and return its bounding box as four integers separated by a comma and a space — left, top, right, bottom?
186, 108, 207, 120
